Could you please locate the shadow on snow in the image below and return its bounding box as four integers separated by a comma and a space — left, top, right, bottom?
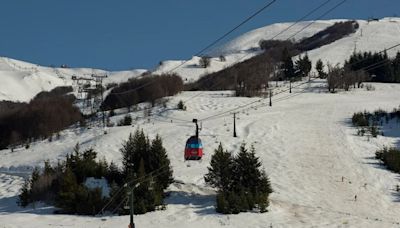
165, 190, 216, 215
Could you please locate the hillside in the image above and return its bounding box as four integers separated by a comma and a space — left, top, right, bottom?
0, 57, 146, 102
210, 17, 400, 68
153, 20, 338, 82
1, 81, 400, 227
2, 18, 400, 102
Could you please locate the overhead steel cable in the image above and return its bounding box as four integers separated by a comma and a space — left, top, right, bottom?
97, 163, 173, 215
286, 0, 348, 41
269, 0, 332, 40
179, 0, 338, 106
346, 43, 400, 69
109, 0, 277, 96
199, 79, 312, 122
203, 50, 400, 123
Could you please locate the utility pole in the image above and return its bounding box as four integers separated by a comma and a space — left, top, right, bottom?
269, 89, 273, 107
129, 187, 135, 228
233, 113, 237, 137
127, 182, 140, 228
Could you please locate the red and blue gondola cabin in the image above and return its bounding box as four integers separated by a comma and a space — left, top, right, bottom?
184, 136, 203, 160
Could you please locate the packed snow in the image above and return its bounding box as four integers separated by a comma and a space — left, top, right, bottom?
306, 18, 400, 68
0, 57, 147, 102
1, 80, 400, 227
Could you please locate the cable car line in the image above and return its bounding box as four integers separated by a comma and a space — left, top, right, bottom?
109, 0, 277, 96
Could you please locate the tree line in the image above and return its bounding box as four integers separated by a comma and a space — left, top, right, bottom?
352, 107, 400, 138
0, 86, 81, 150
188, 21, 358, 96
19, 133, 273, 215
102, 73, 183, 111
345, 51, 400, 83
19, 129, 173, 215
324, 50, 400, 93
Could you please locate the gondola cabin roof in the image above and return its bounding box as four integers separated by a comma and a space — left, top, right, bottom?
185, 136, 202, 148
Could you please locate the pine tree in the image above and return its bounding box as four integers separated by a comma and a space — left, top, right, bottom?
133, 159, 153, 214
281, 47, 295, 80
205, 143, 272, 214
121, 130, 148, 177
120, 130, 172, 214
233, 144, 262, 193
316, 59, 326, 78
56, 167, 80, 213
107, 162, 123, 185
204, 143, 234, 192
18, 178, 31, 207
149, 135, 173, 190
296, 54, 312, 78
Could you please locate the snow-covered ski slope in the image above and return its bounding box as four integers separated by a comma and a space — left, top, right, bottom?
307, 18, 400, 67
0, 57, 147, 102
153, 20, 337, 83
154, 18, 400, 83
210, 17, 400, 67
1, 80, 400, 227
2, 18, 400, 102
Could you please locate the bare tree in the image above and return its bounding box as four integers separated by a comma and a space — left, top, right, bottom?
199, 56, 211, 68
327, 64, 343, 93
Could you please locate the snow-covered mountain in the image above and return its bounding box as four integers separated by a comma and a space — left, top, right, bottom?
2, 18, 400, 102
0, 57, 147, 102
1, 17, 400, 228
155, 18, 400, 80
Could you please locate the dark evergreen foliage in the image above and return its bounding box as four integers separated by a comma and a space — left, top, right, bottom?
205, 143, 272, 214
352, 107, 400, 138
119, 129, 173, 214
204, 143, 234, 192
117, 114, 132, 126
316, 59, 327, 79
177, 100, 186, 110
375, 147, 400, 173
295, 54, 312, 78
18, 145, 121, 215
281, 47, 296, 80
345, 51, 400, 83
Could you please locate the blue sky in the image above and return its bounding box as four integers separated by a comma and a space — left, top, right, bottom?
0, 0, 398, 71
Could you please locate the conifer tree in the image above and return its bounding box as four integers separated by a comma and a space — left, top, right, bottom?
281, 47, 295, 79
133, 158, 154, 214
149, 135, 173, 190
316, 59, 326, 78
233, 144, 262, 192
296, 54, 312, 78
18, 179, 30, 207
56, 167, 80, 213
205, 143, 272, 214
121, 130, 149, 177
204, 143, 234, 192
